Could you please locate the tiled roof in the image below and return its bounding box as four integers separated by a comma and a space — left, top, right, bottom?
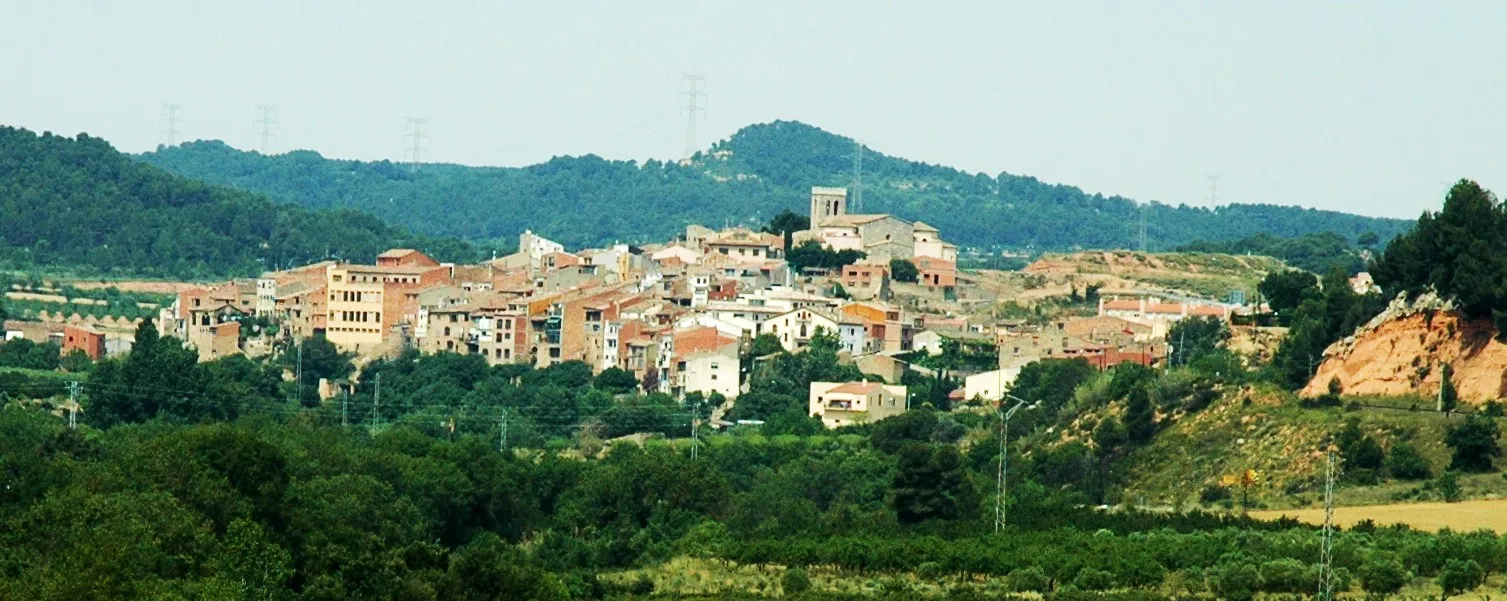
828, 382, 883, 395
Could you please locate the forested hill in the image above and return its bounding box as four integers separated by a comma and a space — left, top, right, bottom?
138, 120, 1410, 250
0, 127, 477, 279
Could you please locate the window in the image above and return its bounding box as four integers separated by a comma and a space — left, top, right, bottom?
504, 320, 512, 330
503, 349, 511, 359
443, 327, 451, 336
495, 333, 503, 343
711, 374, 717, 380
504, 332, 511, 340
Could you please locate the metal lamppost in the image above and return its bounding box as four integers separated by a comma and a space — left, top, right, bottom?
995, 393, 1036, 533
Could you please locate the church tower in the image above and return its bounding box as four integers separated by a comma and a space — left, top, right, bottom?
809, 186, 848, 227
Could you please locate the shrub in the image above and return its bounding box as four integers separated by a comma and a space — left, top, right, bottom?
1009, 567, 1051, 593
781, 567, 811, 596
1385, 442, 1432, 480
1438, 559, 1484, 600
1358, 555, 1408, 598
917, 561, 944, 582
1072, 567, 1116, 591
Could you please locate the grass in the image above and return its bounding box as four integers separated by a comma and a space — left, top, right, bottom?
1114, 387, 1494, 510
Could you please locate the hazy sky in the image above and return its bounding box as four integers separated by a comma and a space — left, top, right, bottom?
4, 1, 1504, 219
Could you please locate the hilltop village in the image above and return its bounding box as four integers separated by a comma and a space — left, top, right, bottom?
7, 186, 1240, 427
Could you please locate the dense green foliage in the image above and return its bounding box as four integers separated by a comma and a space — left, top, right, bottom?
1178, 232, 1368, 274
1269, 268, 1387, 389
1373, 179, 1507, 333
0, 126, 477, 279
138, 121, 1409, 251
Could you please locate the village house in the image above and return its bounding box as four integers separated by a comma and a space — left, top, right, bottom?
1098, 297, 1232, 323
758, 307, 841, 352
808, 381, 909, 428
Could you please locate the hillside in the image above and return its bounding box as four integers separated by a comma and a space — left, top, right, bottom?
0, 127, 476, 279
1301, 299, 1507, 403
137, 120, 1411, 250
1021, 250, 1286, 301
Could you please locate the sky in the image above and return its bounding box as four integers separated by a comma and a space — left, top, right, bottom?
3, 1, 1505, 219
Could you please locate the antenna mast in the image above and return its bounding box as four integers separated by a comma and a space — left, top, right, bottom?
852, 140, 864, 213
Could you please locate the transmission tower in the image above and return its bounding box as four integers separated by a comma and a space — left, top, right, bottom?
1138, 204, 1148, 252
681, 74, 706, 158
254, 104, 277, 154
1206, 174, 1223, 205
851, 140, 864, 213
404, 118, 428, 168
162, 104, 183, 146
1317, 451, 1338, 601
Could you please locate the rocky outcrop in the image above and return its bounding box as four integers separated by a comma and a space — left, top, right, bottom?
1301, 293, 1507, 403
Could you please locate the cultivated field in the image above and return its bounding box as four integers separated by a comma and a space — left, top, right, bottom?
1251, 499, 1507, 533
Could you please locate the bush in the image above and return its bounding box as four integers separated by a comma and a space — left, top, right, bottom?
1200, 484, 1232, 505
1386, 442, 1433, 480
916, 561, 944, 582
1437, 471, 1463, 503
781, 567, 812, 595
1210, 562, 1261, 601
1072, 567, 1116, 591
1009, 567, 1051, 593
1358, 555, 1408, 598
1438, 559, 1484, 599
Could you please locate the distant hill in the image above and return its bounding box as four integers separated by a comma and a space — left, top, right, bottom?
0, 127, 476, 279
138, 120, 1411, 251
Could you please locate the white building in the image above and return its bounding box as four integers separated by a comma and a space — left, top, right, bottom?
963, 366, 1026, 403
758, 308, 841, 352
809, 381, 908, 428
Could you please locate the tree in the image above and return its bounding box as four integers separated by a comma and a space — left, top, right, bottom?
1210, 561, 1261, 601
1440, 364, 1458, 413
749, 333, 784, 358
1437, 471, 1463, 503
1167, 316, 1229, 367
891, 442, 976, 524
889, 258, 919, 283
1437, 558, 1485, 600
593, 367, 638, 394
1444, 415, 1500, 472
1386, 441, 1432, 480
1258, 270, 1319, 319
763, 209, 810, 255
1357, 231, 1381, 249
1125, 384, 1156, 444
59, 348, 92, 373
1358, 555, 1408, 599
293, 333, 353, 405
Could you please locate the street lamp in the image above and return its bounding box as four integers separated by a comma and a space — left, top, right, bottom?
995, 393, 1036, 533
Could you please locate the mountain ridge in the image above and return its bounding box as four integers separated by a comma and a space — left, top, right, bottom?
137, 120, 1411, 251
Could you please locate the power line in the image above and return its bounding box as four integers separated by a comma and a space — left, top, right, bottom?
1317, 451, 1338, 601
405, 117, 429, 168
162, 104, 183, 146
681, 74, 706, 159
254, 104, 278, 154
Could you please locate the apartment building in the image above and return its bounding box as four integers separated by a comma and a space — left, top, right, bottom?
325, 252, 452, 352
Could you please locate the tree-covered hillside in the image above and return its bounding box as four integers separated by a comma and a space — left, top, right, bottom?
139, 120, 1410, 250
0, 127, 477, 279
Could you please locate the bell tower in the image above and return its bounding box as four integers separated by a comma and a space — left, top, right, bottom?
809, 186, 848, 227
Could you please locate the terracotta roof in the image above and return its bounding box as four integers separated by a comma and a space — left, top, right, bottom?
1102, 300, 1140, 311
673, 326, 738, 356
912, 221, 939, 232
828, 382, 883, 395
378, 248, 420, 258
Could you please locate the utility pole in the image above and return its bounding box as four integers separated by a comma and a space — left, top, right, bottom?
295, 342, 303, 404
1317, 451, 1338, 601
404, 117, 428, 169
341, 387, 348, 427
254, 104, 277, 154
162, 104, 183, 146
67, 381, 80, 430
681, 74, 706, 159
996, 395, 1033, 532
691, 416, 699, 461
851, 139, 864, 213
371, 372, 382, 434
499, 409, 508, 452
